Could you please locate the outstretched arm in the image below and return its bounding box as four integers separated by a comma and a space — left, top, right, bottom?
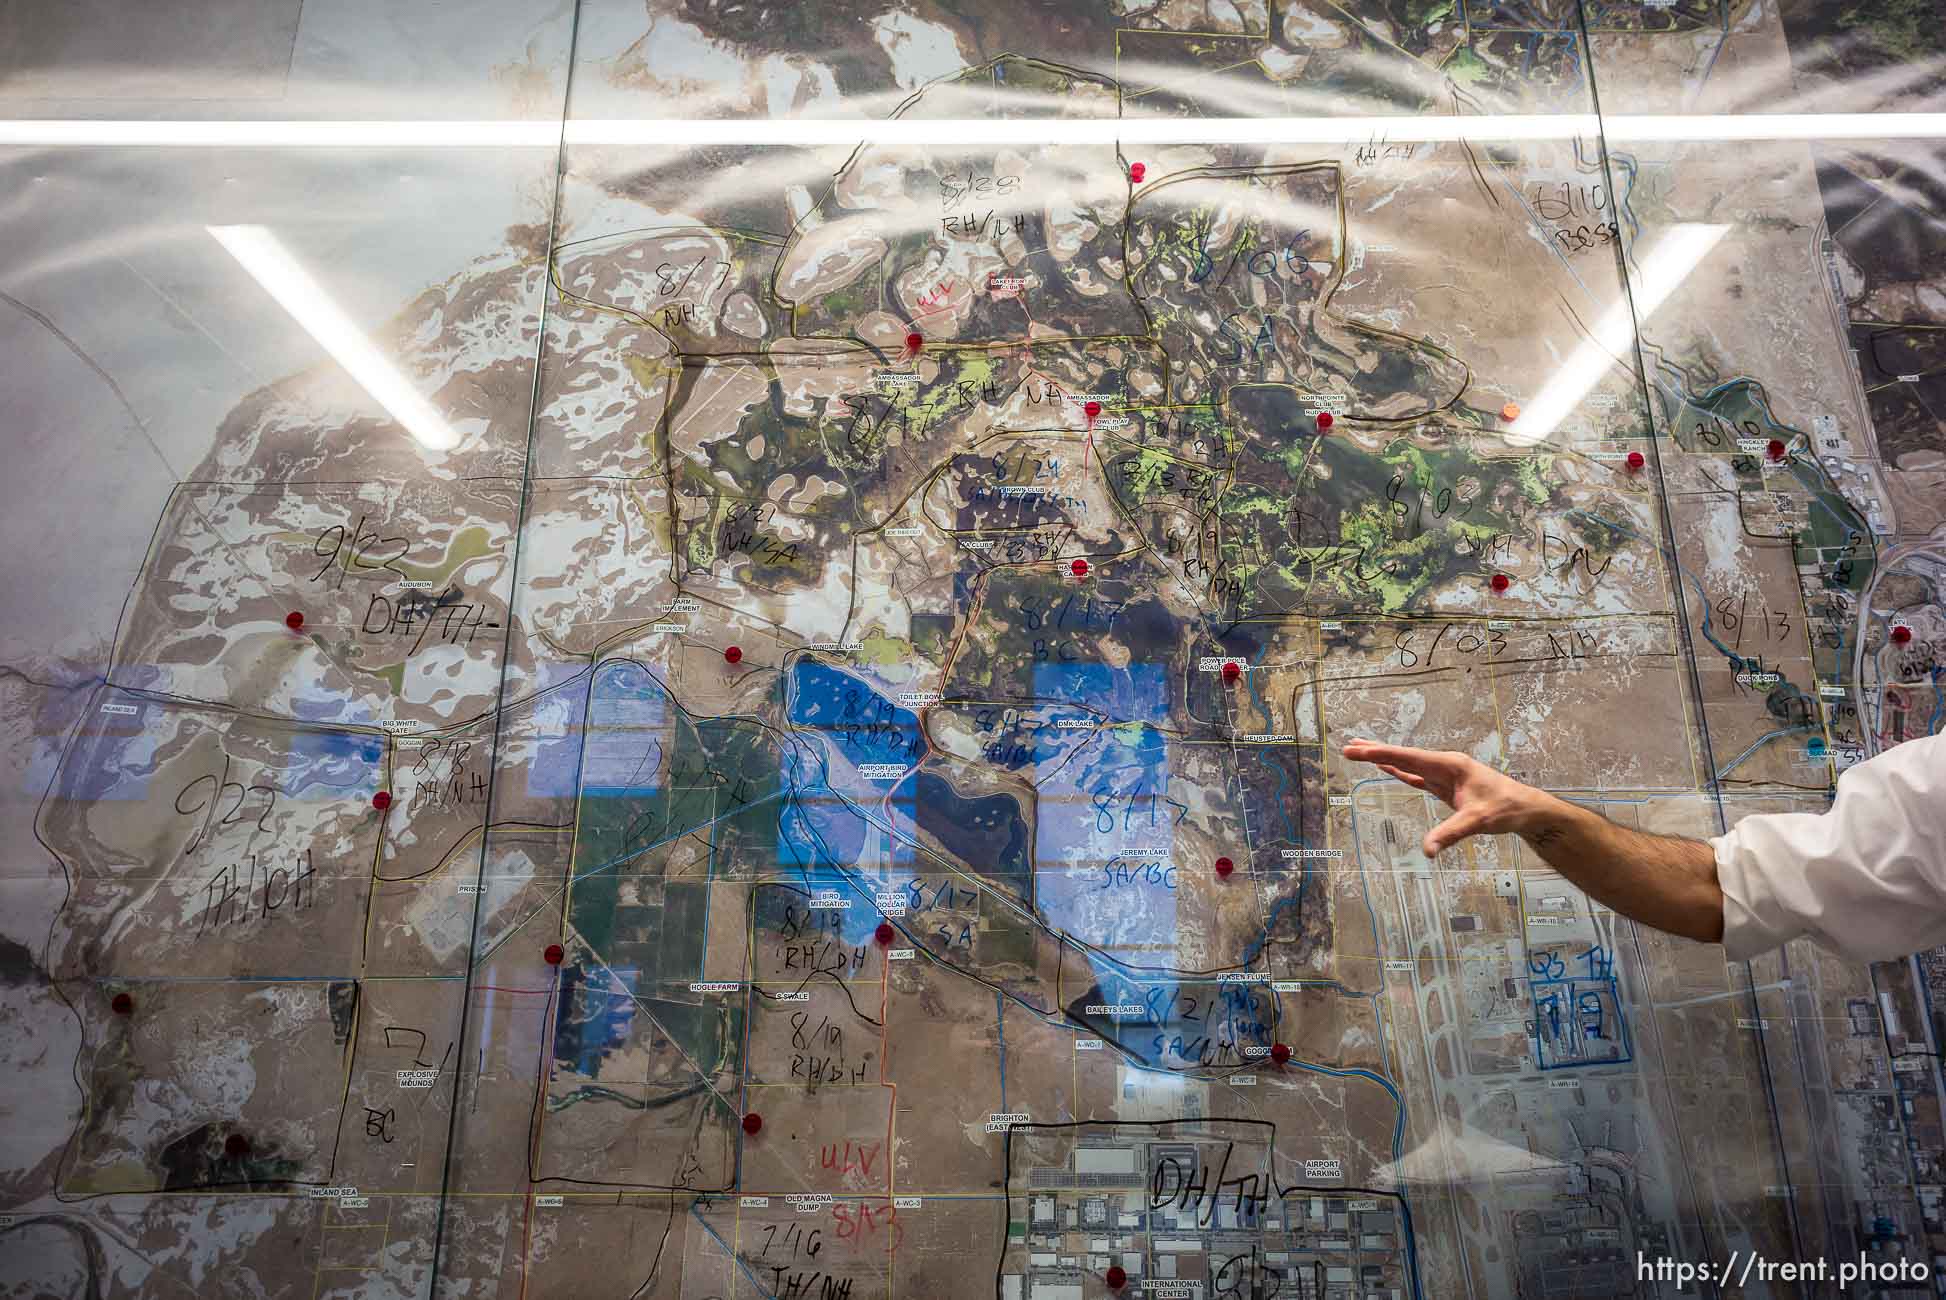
1342, 740, 1724, 944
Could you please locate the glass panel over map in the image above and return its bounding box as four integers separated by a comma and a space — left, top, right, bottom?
1, 1, 1941, 1297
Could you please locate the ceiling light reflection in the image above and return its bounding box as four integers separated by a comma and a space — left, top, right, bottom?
1506, 222, 1727, 446
3, 112, 1943, 149
208, 224, 460, 451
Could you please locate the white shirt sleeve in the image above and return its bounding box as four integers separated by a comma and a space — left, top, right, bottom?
1711, 734, 1946, 964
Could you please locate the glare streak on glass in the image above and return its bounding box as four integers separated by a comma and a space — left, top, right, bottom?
208, 224, 461, 451
1508, 223, 1730, 444
4, 5, 1945, 1299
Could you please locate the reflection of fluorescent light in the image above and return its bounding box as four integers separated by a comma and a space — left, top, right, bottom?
0, 120, 558, 147
565, 115, 1603, 146
1507, 223, 1727, 445
209, 224, 459, 451
1604, 112, 1946, 142
4, 112, 1944, 149
567, 110, 1946, 146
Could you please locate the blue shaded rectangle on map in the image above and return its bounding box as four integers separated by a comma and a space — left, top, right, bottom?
1033, 662, 1167, 724
580, 661, 669, 798
528, 662, 595, 800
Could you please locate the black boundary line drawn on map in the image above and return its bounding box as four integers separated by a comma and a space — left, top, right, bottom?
39, 677, 375, 1201
759, 736, 1395, 1087
994, 1117, 1423, 1300
27, 475, 357, 1205
0, 1214, 107, 1298
15, 20, 1895, 1292
421, 0, 590, 1286
1569, 0, 1813, 1269
518, 660, 803, 1196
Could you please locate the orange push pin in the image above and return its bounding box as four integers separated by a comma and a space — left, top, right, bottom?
1500, 403, 1522, 423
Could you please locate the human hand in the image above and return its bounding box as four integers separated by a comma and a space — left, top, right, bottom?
1341, 740, 1561, 857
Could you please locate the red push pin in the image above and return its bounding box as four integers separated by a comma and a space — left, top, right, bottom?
1084, 400, 1101, 428
111, 992, 134, 1016
725, 645, 743, 665
1128, 162, 1146, 183
1106, 1265, 1128, 1291
1269, 1042, 1292, 1065
1626, 450, 1646, 471
1214, 856, 1235, 880
1221, 661, 1242, 685
543, 943, 565, 966
1490, 573, 1511, 594
1071, 558, 1090, 579
1315, 411, 1334, 433
285, 610, 305, 632
1766, 438, 1786, 462
741, 1112, 763, 1137
903, 330, 923, 359
1892, 625, 1913, 645
224, 1133, 251, 1159
372, 790, 392, 812
875, 921, 896, 946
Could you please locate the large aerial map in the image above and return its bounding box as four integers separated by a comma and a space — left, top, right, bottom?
1, 0, 1944, 1296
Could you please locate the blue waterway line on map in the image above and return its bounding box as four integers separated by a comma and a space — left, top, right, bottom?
1693, 0, 1735, 100
1341, 777, 1442, 1300
1244, 644, 1273, 741
1561, 499, 1790, 681
1342, 785, 1416, 1202
689, 1201, 775, 1295
1715, 725, 1814, 779
1689, 378, 1870, 570
1685, 567, 1739, 664
777, 727, 1388, 1039
1610, 152, 1641, 244
1788, 460, 1871, 545
763, 729, 1424, 1298
1267, 758, 1299, 842
767, 675, 1417, 1274
1237, 641, 1307, 970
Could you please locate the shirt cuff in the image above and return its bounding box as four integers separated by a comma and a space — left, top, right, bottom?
1711, 828, 1792, 962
